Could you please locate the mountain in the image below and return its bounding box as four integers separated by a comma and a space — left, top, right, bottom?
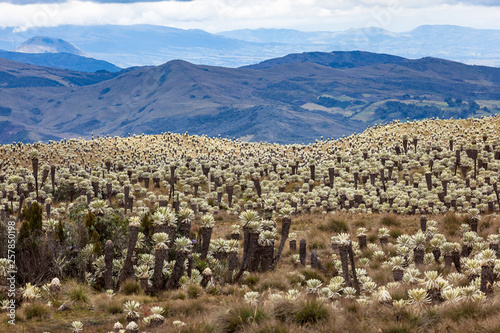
0, 49, 121, 73
220, 25, 500, 67
0, 25, 254, 68
15, 36, 91, 57
244, 51, 405, 69
0, 25, 499, 68
0, 51, 499, 145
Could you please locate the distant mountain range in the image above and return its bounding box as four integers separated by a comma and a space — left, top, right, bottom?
0, 50, 499, 145
0, 49, 121, 73
0, 24, 499, 68
0, 36, 121, 72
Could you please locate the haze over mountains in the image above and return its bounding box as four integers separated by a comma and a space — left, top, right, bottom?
0, 50, 499, 145
0, 24, 499, 68
0, 37, 121, 72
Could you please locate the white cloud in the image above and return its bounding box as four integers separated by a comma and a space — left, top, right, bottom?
0, 0, 499, 32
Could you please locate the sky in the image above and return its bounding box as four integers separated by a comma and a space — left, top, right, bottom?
0, 0, 499, 33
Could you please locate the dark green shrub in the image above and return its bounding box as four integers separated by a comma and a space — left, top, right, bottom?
367, 234, 378, 243
442, 213, 464, 237
300, 269, 325, 283
120, 279, 141, 295
23, 303, 51, 320
380, 215, 401, 227
389, 229, 403, 239
53, 184, 71, 203
294, 299, 329, 324
215, 304, 266, 333
274, 298, 328, 325
141, 213, 153, 238
67, 284, 89, 303
242, 275, 260, 287
21, 202, 43, 235
318, 218, 348, 233
187, 283, 203, 299
100, 299, 123, 314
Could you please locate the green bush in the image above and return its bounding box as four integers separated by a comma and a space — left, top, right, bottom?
120, 279, 142, 295
22, 302, 51, 320
274, 298, 329, 325
242, 275, 260, 287
187, 283, 203, 299
294, 298, 329, 324
318, 218, 348, 233
215, 304, 266, 333
67, 284, 89, 303
380, 215, 401, 227
300, 269, 325, 283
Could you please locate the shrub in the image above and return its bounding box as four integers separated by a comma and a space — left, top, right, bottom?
380, 215, 401, 227
103, 299, 123, 314
187, 283, 203, 299
120, 279, 142, 295
242, 275, 260, 287
318, 218, 348, 233
22, 302, 51, 320
257, 278, 290, 292
273, 298, 296, 323
169, 299, 206, 317
389, 229, 403, 239
67, 283, 89, 303
215, 304, 266, 333
294, 299, 329, 324
367, 234, 378, 243
300, 269, 325, 283
442, 213, 464, 236
274, 298, 329, 325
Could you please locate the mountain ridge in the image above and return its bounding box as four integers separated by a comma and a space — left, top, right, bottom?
1, 24, 499, 68
0, 50, 499, 145
0, 49, 121, 73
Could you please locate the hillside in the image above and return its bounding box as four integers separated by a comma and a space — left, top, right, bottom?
0, 117, 500, 332
0, 51, 499, 144
0, 49, 121, 73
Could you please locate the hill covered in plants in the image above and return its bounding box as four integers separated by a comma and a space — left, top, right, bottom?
1, 117, 500, 332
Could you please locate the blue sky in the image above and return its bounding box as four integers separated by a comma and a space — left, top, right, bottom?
0, 0, 499, 33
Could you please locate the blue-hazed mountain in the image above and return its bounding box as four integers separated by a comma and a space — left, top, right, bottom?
0, 49, 121, 73
0, 24, 499, 68
0, 50, 499, 145
15, 36, 91, 57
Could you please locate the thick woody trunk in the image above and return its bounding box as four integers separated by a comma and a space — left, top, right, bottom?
480, 262, 495, 294
260, 244, 274, 272
393, 269, 403, 282
451, 250, 461, 273
165, 251, 188, 290
358, 235, 367, 249
117, 225, 140, 289
152, 246, 167, 294
339, 244, 351, 287
248, 233, 261, 272
273, 217, 291, 268
413, 248, 424, 266
200, 227, 213, 260
299, 238, 307, 266
104, 240, 114, 291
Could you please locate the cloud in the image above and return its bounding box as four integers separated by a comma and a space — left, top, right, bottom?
5, 0, 192, 3
0, 0, 499, 33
